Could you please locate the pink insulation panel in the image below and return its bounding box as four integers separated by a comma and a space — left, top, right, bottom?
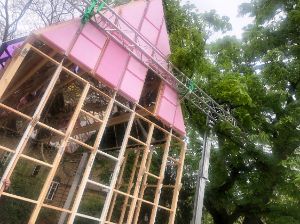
146, 0, 164, 29
157, 97, 177, 125
39, 20, 80, 53
70, 35, 102, 71
156, 84, 186, 135
81, 23, 107, 48
156, 21, 171, 57
70, 24, 107, 71
96, 40, 129, 89
173, 103, 186, 135
119, 57, 147, 102
117, 0, 147, 29
140, 19, 159, 45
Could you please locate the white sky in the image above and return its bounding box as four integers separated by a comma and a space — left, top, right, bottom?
186, 0, 253, 39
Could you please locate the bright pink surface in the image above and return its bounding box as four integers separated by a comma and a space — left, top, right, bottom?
119, 70, 145, 102
140, 19, 159, 45
173, 102, 186, 135
40, 20, 80, 52
146, 0, 164, 29
157, 97, 177, 125
118, 56, 147, 102
156, 83, 186, 135
156, 22, 171, 57
127, 57, 147, 80
163, 84, 178, 105
82, 23, 107, 48
118, 0, 146, 29
96, 40, 129, 89
70, 35, 102, 70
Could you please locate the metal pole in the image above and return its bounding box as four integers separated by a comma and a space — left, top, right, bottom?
191, 118, 212, 224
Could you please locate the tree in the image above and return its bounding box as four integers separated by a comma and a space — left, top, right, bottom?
163, 0, 300, 223
29, 0, 76, 27
0, 0, 33, 42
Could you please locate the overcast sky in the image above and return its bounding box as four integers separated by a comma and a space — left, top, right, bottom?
186, 0, 253, 39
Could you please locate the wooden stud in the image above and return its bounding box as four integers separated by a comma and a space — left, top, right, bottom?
1, 192, 37, 204
19, 154, 53, 168
0, 103, 32, 120
100, 104, 137, 223
0, 43, 31, 99
126, 123, 155, 224
42, 204, 72, 213
132, 138, 155, 224
106, 151, 129, 222
168, 141, 187, 224
128, 135, 147, 147
118, 149, 141, 224
28, 83, 90, 223
149, 131, 172, 223
0, 145, 15, 153
0, 51, 56, 102
0, 62, 63, 194
67, 93, 116, 224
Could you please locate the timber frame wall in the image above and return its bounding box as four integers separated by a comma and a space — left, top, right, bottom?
0, 38, 186, 224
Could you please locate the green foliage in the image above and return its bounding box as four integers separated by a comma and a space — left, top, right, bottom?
163, 0, 300, 223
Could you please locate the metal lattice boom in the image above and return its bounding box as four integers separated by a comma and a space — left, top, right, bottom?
71, 0, 236, 126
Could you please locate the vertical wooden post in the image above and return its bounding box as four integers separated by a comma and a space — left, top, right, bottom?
118, 149, 141, 223
126, 123, 155, 224
100, 105, 137, 223
106, 151, 129, 222
0, 43, 30, 99
132, 141, 155, 224
168, 141, 186, 224
0, 61, 63, 194
28, 83, 90, 223
149, 131, 172, 223
67, 93, 117, 224
58, 152, 89, 224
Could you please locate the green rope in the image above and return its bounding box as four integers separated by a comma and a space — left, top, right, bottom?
188, 79, 196, 93
82, 0, 107, 24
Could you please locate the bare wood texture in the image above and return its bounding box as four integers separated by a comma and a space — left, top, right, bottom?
67, 93, 116, 224
28, 83, 90, 223
100, 104, 137, 223
149, 131, 172, 223
0, 61, 63, 193
169, 141, 187, 224
118, 149, 141, 223
0, 43, 30, 99
126, 123, 155, 224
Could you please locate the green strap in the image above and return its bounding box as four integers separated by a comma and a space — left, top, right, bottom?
82, 0, 107, 24
188, 79, 196, 93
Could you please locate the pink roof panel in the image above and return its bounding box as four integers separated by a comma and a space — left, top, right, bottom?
173, 103, 186, 135
156, 97, 177, 126
70, 34, 102, 71
146, 0, 164, 29
162, 84, 178, 105
39, 19, 80, 53
127, 57, 147, 81
156, 21, 171, 57
140, 19, 159, 45
81, 23, 107, 48
96, 40, 129, 89
119, 70, 145, 102
117, 0, 147, 29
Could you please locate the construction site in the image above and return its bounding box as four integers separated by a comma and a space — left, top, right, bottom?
0, 0, 282, 223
